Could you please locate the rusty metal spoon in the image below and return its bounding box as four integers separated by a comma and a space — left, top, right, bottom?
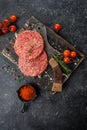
17, 84, 36, 113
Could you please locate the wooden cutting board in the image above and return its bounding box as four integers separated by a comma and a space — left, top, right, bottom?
1, 16, 85, 92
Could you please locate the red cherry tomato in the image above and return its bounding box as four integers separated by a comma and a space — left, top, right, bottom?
53, 23, 61, 31
2, 26, 9, 34
9, 25, 17, 32
9, 15, 17, 22
70, 51, 77, 58
64, 57, 71, 64
63, 50, 71, 57
3, 19, 10, 26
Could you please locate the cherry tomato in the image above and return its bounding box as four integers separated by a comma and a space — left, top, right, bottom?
3, 19, 10, 26
9, 15, 17, 22
2, 26, 9, 34
64, 57, 70, 64
53, 23, 61, 31
63, 50, 71, 57
9, 25, 17, 32
0, 23, 3, 28
70, 51, 77, 58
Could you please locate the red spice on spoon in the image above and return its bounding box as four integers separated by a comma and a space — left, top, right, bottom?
18, 85, 36, 101
17, 85, 36, 113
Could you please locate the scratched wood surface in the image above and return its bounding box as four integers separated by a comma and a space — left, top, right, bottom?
1, 16, 85, 92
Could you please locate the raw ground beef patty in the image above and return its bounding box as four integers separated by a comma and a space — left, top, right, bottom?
14, 30, 44, 60
18, 51, 48, 76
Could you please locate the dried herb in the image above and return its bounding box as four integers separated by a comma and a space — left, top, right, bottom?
16, 76, 24, 82
53, 55, 72, 74
28, 48, 33, 53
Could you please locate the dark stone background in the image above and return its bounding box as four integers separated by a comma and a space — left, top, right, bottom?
0, 0, 87, 130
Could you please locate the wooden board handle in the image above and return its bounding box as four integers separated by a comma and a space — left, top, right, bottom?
49, 58, 63, 92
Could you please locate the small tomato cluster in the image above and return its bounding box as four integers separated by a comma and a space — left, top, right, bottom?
63, 49, 77, 64
0, 15, 17, 35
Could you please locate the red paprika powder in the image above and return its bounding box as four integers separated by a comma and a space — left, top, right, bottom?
19, 85, 36, 101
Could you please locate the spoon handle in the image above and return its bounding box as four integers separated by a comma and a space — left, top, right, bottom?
21, 103, 28, 113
